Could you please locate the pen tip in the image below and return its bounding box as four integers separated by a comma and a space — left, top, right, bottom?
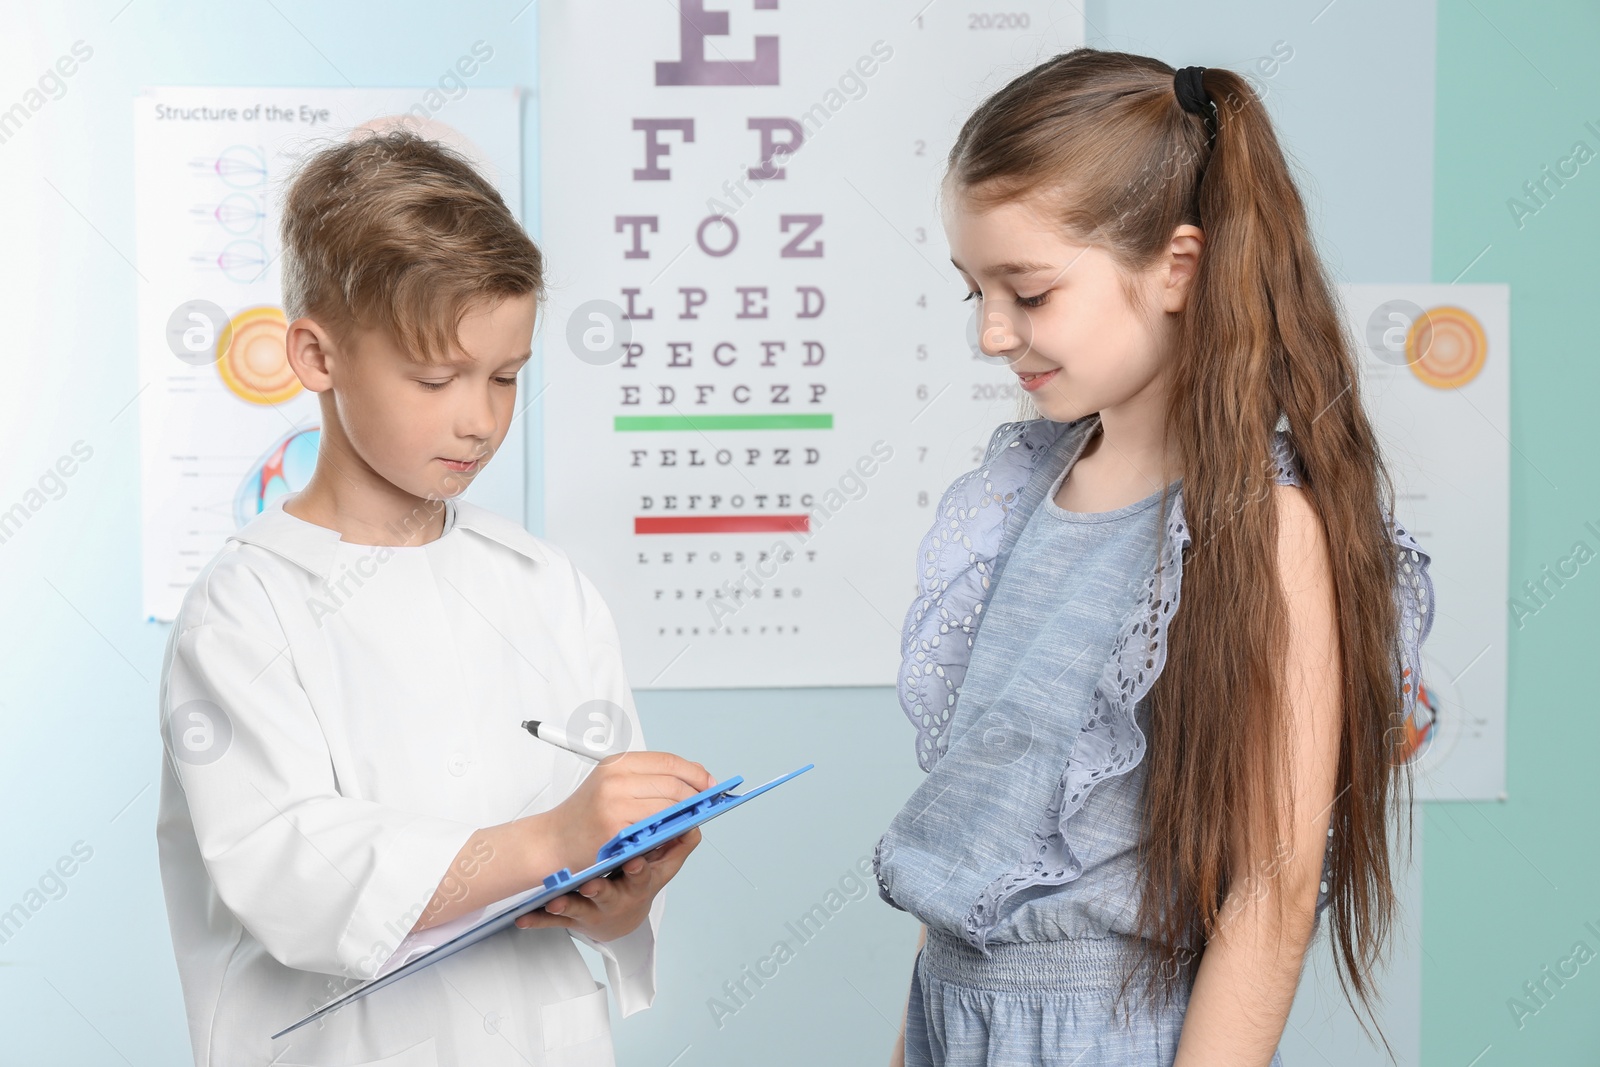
520, 720, 539, 733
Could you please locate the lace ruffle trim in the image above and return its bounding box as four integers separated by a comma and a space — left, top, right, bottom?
963, 441, 1197, 945
894, 419, 1075, 772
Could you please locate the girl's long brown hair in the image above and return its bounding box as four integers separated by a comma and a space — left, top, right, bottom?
947, 48, 1412, 1057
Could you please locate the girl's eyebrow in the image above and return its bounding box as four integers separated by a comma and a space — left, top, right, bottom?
950, 257, 1058, 277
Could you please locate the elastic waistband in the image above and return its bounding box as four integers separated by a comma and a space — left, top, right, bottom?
919, 930, 1191, 995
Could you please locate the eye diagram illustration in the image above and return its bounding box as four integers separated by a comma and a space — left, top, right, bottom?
188, 146, 271, 280
1398, 652, 1473, 772
197, 192, 265, 235
211, 144, 268, 188
1406, 305, 1487, 389
216, 306, 300, 404
1399, 671, 1439, 764
234, 425, 320, 525
204, 238, 270, 283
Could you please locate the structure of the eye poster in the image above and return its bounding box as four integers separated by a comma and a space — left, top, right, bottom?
539, 1, 1086, 690
1338, 283, 1510, 803
134, 81, 524, 622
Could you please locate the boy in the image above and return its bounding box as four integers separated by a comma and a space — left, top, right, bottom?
156, 128, 712, 1067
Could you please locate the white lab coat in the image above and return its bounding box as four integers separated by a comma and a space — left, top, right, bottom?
156, 493, 661, 1067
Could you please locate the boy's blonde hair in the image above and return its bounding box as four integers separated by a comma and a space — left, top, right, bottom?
279, 127, 543, 364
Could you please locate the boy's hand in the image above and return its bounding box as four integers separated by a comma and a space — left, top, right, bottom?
513, 827, 701, 941
510, 751, 711, 942
544, 750, 714, 872
408, 753, 710, 937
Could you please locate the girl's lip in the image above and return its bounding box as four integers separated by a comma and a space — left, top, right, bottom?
1016, 368, 1059, 392
439, 458, 479, 471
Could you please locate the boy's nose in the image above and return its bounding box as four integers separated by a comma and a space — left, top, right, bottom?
457, 396, 499, 441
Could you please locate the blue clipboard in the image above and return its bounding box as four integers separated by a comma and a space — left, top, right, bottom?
271, 763, 813, 1039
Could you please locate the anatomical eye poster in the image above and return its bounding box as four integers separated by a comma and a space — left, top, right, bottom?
538, 1, 1084, 689
1340, 282, 1509, 802
134, 82, 524, 622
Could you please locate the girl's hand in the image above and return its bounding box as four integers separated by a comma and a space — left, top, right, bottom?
512, 827, 702, 942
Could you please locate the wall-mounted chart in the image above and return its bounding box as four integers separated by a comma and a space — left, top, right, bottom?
539, 1, 1085, 690
134, 85, 525, 621
1339, 283, 1509, 802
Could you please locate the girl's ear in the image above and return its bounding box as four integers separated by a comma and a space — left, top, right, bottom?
1161, 225, 1206, 314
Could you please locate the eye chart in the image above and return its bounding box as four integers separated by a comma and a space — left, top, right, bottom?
539, 2, 1084, 689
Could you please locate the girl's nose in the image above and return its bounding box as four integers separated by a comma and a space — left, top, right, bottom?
979, 301, 1025, 359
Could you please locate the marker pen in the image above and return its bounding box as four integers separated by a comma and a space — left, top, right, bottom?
520, 719, 605, 762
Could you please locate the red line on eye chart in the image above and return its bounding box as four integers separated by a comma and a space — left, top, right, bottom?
634, 515, 811, 534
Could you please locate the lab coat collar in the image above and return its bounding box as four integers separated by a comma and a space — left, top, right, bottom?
229, 495, 547, 581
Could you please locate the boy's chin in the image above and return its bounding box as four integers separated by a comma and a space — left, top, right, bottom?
423, 463, 483, 498
383, 472, 465, 505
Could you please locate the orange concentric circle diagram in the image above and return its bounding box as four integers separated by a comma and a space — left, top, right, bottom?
1405, 305, 1487, 389
216, 306, 300, 404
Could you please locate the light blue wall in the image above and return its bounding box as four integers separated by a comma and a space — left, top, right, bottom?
4, 2, 1533, 1065
1426, 3, 1600, 1064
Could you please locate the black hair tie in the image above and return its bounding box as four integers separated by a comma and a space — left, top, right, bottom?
1173, 65, 1217, 146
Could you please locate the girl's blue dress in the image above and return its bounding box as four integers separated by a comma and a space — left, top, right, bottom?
874, 413, 1436, 1066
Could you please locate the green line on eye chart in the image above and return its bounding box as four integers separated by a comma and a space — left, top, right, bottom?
613, 414, 834, 431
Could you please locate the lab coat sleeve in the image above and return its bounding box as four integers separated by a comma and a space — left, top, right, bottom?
567, 565, 660, 1016
571, 890, 665, 1018
163, 613, 479, 980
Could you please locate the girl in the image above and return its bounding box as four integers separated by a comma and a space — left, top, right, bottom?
873, 49, 1435, 1067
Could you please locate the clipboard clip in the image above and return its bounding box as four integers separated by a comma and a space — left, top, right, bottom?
598, 764, 812, 862
597, 775, 746, 862
533, 766, 814, 893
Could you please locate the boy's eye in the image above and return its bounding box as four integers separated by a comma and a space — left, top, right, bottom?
417, 377, 518, 389
962, 290, 980, 302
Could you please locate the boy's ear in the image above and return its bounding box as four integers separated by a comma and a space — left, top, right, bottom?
285, 317, 337, 392
1161, 224, 1205, 314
